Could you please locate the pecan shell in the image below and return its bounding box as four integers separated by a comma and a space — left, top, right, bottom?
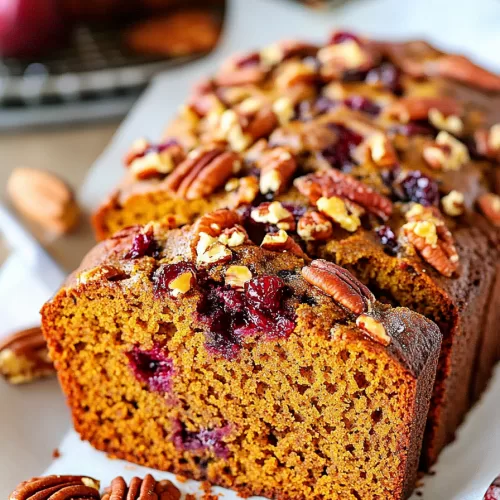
102, 475, 180, 500
295, 170, 393, 220
9, 476, 100, 500
164, 146, 239, 200
301, 260, 375, 314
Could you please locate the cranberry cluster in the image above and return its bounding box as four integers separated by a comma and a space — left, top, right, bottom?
126, 345, 173, 393
172, 420, 231, 459
124, 228, 160, 259
321, 123, 363, 171
197, 275, 296, 359
153, 262, 196, 297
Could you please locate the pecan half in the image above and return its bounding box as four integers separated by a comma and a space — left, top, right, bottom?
297, 211, 333, 242
261, 229, 307, 259
258, 147, 297, 195
301, 260, 375, 315
193, 209, 244, 241
386, 96, 463, 124
9, 475, 100, 500
164, 146, 239, 200
295, 169, 393, 220
478, 193, 500, 227
0, 327, 55, 384
102, 475, 181, 500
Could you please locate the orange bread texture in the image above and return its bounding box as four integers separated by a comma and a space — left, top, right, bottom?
42, 216, 441, 500
91, 33, 500, 468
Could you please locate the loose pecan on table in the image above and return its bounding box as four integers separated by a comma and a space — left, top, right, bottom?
9, 475, 100, 500
294, 169, 393, 220
102, 475, 181, 500
0, 327, 55, 384
164, 146, 239, 200
301, 259, 375, 315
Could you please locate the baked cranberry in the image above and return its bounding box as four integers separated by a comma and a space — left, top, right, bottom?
329, 31, 360, 45
172, 421, 230, 458
127, 345, 173, 393
245, 276, 285, 312
125, 228, 159, 259
322, 124, 363, 170
484, 476, 500, 500
397, 170, 440, 206
344, 96, 380, 116
376, 225, 399, 255
153, 262, 196, 297
365, 63, 402, 94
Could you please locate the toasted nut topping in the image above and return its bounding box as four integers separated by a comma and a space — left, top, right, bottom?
295, 169, 393, 220
124, 137, 150, 165
272, 97, 295, 126
405, 220, 438, 246
428, 108, 463, 134
226, 176, 259, 208
387, 96, 462, 123
317, 196, 361, 232
275, 60, 317, 89
101, 475, 181, 500
301, 260, 375, 315
0, 327, 55, 385
193, 210, 243, 241
196, 234, 232, 267
258, 147, 297, 195
297, 211, 333, 242
130, 152, 174, 179
9, 475, 100, 500
77, 265, 129, 285
318, 40, 372, 77
261, 229, 307, 259
356, 314, 391, 346
489, 124, 500, 151
478, 193, 500, 227
251, 201, 295, 230
168, 272, 193, 297
441, 190, 465, 217
423, 131, 469, 171
225, 265, 253, 289
366, 133, 399, 167
218, 227, 247, 247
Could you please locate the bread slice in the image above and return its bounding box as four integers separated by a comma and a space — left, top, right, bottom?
42, 213, 441, 500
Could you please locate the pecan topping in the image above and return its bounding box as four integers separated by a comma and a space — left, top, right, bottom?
269, 121, 337, 154
478, 193, 500, 227
215, 52, 268, 87
225, 265, 253, 290
317, 196, 362, 232
422, 131, 469, 171
258, 147, 297, 195
102, 475, 180, 500
428, 108, 463, 135
9, 475, 100, 500
0, 327, 55, 385
295, 169, 393, 220
274, 59, 318, 89
441, 190, 465, 217
474, 124, 500, 162
302, 260, 375, 315
225, 176, 259, 208
365, 133, 399, 168
193, 209, 244, 241
261, 230, 307, 259
164, 146, 239, 200
402, 204, 459, 277
251, 202, 296, 231
386, 96, 463, 123
297, 211, 333, 242
356, 314, 391, 346
260, 39, 319, 66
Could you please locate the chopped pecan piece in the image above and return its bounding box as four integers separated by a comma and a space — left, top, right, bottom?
257, 147, 297, 195
251, 201, 296, 231
317, 196, 362, 232
274, 59, 318, 89
428, 108, 463, 135
295, 169, 393, 220
386, 96, 463, 124
193, 209, 245, 243
297, 211, 333, 242
402, 205, 459, 277
0, 327, 55, 384
102, 475, 180, 500
9, 475, 100, 500
225, 176, 259, 207
478, 193, 500, 227
225, 265, 253, 290
356, 314, 391, 346
422, 131, 469, 171
261, 229, 307, 259
215, 52, 268, 87
441, 190, 465, 217
365, 133, 399, 168
474, 124, 500, 162
260, 39, 319, 66
301, 260, 375, 315
165, 146, 240, 200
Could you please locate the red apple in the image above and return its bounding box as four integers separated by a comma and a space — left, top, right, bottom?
0, 0, 71, 58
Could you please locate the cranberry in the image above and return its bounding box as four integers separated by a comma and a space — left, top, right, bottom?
322, 124, 363, 170
127, 345, 173, 393
329, 31, 360, 45
172, 421, 230, 458
125, 229, 159, 259
397, 170, 440, 206
376, 226, 399, 255
484, 476, 500, 500
153, 262, 196, 297
245, 276, 284, 312
365, 63, 403, 94
344, 96, 380, 116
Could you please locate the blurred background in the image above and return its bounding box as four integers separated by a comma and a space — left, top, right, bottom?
0, 0, 499, 273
